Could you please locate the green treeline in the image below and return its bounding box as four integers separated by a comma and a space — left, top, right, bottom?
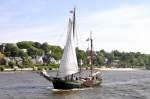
77, 49, 150, 68
1, 41, 63, 58
0, 41, 63, 70
0, 41, 150, 69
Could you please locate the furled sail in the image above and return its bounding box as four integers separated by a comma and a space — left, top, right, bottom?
58, 18, 78, 77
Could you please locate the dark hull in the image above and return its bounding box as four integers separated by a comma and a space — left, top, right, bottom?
52, 79, 82, 89
52, 78, 102, 89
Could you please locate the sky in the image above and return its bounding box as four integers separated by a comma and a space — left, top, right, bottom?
0, 0, 150, 53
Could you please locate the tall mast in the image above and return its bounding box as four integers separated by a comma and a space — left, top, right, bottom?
71, 7, 77, 79
90, 32, 93, 76
72, 7, 76, 38
72, 7, 81, 76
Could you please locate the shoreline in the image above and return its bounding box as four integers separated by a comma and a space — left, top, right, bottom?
0, 67, 145, 72
0, 67, 58, 72
94, 67, 137, 71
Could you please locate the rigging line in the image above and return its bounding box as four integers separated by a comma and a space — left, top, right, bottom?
54, 14, 75, 47
75, 19, 79, 48
54, 29, 65, 47
53, 26, 66, 77
76, 23, 83, 76
74, 10, 83, 77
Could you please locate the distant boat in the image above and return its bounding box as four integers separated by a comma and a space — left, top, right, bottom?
40, 8, 102, 90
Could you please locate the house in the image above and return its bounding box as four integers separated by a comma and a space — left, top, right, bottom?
35, 56, 43, 64
30, 56, 43, 64
111, 60, 120, 66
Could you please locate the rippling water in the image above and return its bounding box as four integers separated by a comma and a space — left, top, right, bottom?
0, 70, 150, 99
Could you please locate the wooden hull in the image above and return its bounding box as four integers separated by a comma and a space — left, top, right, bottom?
52, 79, 82, 89
52, 78, 102, 89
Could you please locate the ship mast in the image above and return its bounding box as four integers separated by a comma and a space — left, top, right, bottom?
72, 7, 76, 38
72, 7, 75, 79
72, 7, 82, 76
90, 32, 93, 76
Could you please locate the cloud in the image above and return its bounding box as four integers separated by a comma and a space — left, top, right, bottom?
77, 4, 150, 53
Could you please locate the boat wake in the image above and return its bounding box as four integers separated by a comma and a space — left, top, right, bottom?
51, 87, 93, 93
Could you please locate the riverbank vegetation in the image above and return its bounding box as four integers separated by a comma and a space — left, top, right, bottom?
0, 41, 150, 71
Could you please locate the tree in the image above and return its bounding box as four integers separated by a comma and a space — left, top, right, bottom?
112, 50, 121, 60
76, 48, 87, 65
0, 45, 4, 53
99, 49, 106, 56
18, 50, 28, 58
11, 46, 19, 57
27, 47, 44, 57
4, 43, 19, 57
105, 52, 114, 66
36, 49, 44, 56
33, 42, 42, 49
0, 52, 4, 58
41, 42, 50, 55
50, 46, 63, 60
97, 51, 105, 66
17, 41, 34, 49
22, 57, 30, 66
8, 60, 16, 68
0, 52, 5, 65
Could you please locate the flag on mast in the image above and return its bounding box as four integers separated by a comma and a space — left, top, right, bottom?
86, 38, 90, 41
70, 10, 74, 13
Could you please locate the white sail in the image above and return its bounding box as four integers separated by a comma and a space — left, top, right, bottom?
58, 19, 78, 77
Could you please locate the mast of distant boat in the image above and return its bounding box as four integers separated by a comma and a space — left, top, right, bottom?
90, 32, 93, 76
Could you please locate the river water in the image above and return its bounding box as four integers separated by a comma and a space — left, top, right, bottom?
0, 70, 150, 99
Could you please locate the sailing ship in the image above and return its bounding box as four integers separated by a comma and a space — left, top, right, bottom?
40, 8, 102, 89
